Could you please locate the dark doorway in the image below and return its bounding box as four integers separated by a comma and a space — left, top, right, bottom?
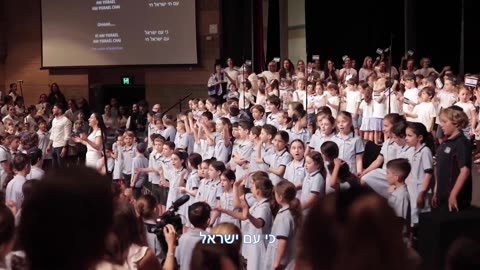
89, 84, 146, 114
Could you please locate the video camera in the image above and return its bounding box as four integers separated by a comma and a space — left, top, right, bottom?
145, 195, 190, 251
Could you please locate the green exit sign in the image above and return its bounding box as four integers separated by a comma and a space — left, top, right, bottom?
122, 76, 133, 85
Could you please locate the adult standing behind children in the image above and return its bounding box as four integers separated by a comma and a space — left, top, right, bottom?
47, 103, 72, 169
73, 113, 106, 169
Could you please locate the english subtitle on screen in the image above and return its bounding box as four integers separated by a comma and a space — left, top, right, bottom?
92, 0, 120, 11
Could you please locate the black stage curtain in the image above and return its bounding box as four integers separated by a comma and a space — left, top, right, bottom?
253, 0, 265, 73
305, 0, 403, 69
266, 0, 280, 69
463, 0, 480, 73
221, 0, 253, 68
305, 0, 478, 74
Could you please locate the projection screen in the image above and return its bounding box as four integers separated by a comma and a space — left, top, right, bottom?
41, 0, 198, 67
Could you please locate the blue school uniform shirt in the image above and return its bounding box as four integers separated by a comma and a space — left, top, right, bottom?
264, 148, 292, 185
182, 170, 200, 225
331, 132, 364, 174
406, 144, 433, 225
266, 112, 280, 129
287, 126, 310, 144
205, 179, 223, 209
283, 159, 305, 198
166, 167, 187, 209
174, 132, 194, 154
148, 150, 163, 185
132, 155, 149, 188
408, 144, 433, 187
6, 175, 27, 210
233, 139, 253, 179
380, 138, 398, 169
161, 126, 176, 142
397, 144, 414, 159
219, 190, 240, 227
301, 169, 325, 215
161, 156, 173, 177
309, 130, 334, 151
244, 198, 272, 270
388, 184, 410, 221
175, 228, 205, 270
264, 206, 295, 270
246, 144, 275, 188
215, 134, 232, 164
204, 132, 219, 159
120, 144, 136, 175
195, 178, 211, 202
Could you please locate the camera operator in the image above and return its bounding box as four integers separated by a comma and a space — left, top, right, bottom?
107, 202, 178, 270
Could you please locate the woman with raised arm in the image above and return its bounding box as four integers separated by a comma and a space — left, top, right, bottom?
74, 112, 106, 169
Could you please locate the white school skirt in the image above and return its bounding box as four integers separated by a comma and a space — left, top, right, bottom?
86, 151, 102, 169
360, 117, 371, 131
369, 118, 384, 131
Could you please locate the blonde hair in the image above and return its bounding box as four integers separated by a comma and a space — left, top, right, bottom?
440, 108, 469, 129
210, 222, 242, 253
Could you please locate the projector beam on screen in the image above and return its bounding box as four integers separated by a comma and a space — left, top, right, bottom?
41, 0, 198, 67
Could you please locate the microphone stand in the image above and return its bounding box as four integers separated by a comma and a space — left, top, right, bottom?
242, 57, 246, 113
101, 126, 109, 176
388, 33, 393, 114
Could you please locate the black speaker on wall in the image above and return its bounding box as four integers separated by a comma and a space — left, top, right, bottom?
417, 207, 480, 270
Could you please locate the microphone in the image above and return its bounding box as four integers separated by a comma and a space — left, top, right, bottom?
169, 195, 190, 211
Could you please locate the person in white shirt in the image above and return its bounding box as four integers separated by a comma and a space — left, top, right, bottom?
405, 87, 437, 132
434, 77, 458, 142
371, 79, 387, 144
339, 56, 358, 83
238, 80, 255, 113
224, 58, 239, 89
454, 87, 478, 138
2, 106, 19, 126
402, 73, 419, 122
344, 79, 362, 135
47, 103, 72, 169
258, 60, 280, 83
293, 78, 307, 109
415, 58, 438, 78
